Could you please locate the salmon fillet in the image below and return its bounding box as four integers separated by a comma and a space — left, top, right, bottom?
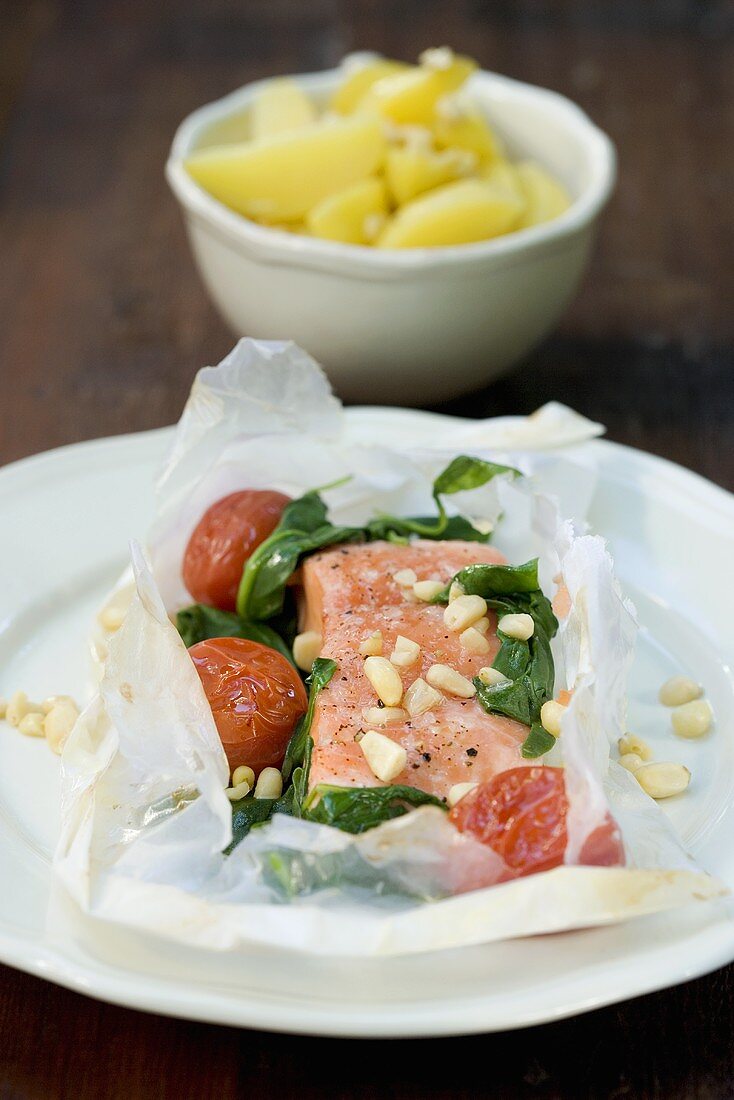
300, 539, 531, 800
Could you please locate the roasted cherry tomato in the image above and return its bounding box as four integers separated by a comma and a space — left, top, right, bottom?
189, 637, 308, 774
449, 766, 623, 877
183, 489, 291, 611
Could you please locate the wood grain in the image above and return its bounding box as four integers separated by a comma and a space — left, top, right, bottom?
0, 1, 732, 1096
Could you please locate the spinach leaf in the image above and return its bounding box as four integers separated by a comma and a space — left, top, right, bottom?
473, 674, 534, 726
176, 604, 295, 665
303, 783, 446, 834
237, 523, 362, 621
280, 657, 337, 815
226, 657, 337, 851
366, 456, 519, 542
237, 455, 519, 620
432, 558, 559, 761
520, 724, 557, 759
433, 455, 520, 496
432, 559, 541, 603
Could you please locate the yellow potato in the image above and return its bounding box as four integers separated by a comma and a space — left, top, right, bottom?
185, 116, 386, 222
385, 146, 474, 206
331, 59, 408, 114
376, 179, 524, 248
360, 52, 476, 126
515, 161, 571, 227
434, 101, 501, 164
250, 78, 317, 139
307, 177, 388, 244
482, 158, 525, 203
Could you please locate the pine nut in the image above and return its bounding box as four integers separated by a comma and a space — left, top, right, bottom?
477, 667, 510, 687
389, 635, 420, 668
473, 617, 490, 635
364, 656, 404, 707
540, 699, 567, 738
98, 605, 126, 632
443, 594, 487, 633
359, 631, 383, 657
448, 782, 477, 807
19, 712, 45, 738
671, 699, 713, 739
426, 664, 476, 698
619, 752, 644, 773
498, 613, 534, 641
420, 46, 455, 70
359, 730, 407, 782
6, 691, 43, 728
413, 579, 444, 602
44, 700, 79, 754
255, 767, 283, 799
362, 706, 407, 726
394, 568, 417, 587
292, 630, 322, 671
659, 675, 702, 707
0, 697, 6, 720
41, 694, 76, 715
459, 626, 490, 654
635, 762, 691, 799
448, 581, 465, 602
618, 734, 652, 761
232, 765, 255, 788
402, 677, 443, 718
225, 780, 251, 801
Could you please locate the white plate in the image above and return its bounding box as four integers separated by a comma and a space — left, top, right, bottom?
1, 410, 733, 1037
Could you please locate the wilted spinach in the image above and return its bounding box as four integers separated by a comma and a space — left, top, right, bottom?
227, 657, 337, 851
433, 558, 559, 759
303, 783, 446, 834
176, 603, 295, 665
236, 455, 519, 621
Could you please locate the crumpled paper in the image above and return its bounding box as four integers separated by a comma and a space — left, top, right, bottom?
55, 340, 725, 957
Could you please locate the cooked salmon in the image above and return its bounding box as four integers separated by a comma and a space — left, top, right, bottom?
300, 539, 531, 800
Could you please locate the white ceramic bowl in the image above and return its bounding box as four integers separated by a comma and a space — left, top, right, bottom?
166, 62, 615, 404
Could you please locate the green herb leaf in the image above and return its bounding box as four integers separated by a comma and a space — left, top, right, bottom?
176, 604, 295, 665
438, 558, 560, 733
226, 657, 337, 852
303, 783, 446, 834
520, 724, 556, 759
432, 455, 520, 496
280, 657, 337, 812
473, 674, 534, 726
437, 559, 540, 601
236, 456, 519, 621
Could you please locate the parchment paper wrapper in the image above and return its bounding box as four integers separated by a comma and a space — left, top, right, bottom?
55, 340, 725, 957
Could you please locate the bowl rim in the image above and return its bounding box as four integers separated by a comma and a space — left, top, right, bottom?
165, 61, 616, 277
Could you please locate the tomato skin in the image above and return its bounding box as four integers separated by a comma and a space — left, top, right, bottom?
183, 490, 291, 611
189, 637, 308, 774
449, 766, 623, 877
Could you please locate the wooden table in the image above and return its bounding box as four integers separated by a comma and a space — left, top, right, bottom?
1, 1, 732, 1095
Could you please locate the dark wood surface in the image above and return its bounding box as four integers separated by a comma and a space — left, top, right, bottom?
1, 1, 732, 1096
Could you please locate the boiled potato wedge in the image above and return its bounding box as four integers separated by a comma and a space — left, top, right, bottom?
434, 101, 501, 164
385, 146, 472, 205
515, 161, 571, 227
307, 177, 388, 244
376, 179, 524, 248
360, 52, 476, 126
330, 59, 408, 114
250, 78, 317, 139
186, 116, 386, 222
482, 158, 525, 203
